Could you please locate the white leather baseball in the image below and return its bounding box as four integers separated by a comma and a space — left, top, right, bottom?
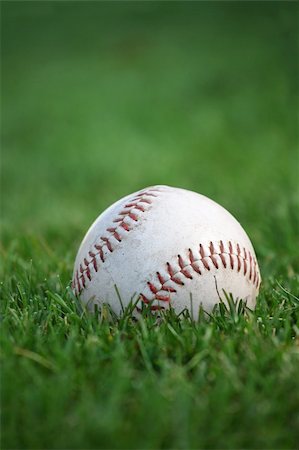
72, 186, 261, 317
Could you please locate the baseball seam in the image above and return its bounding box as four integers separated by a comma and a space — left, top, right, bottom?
72, 188, 162, 296
139, 240, 260, 311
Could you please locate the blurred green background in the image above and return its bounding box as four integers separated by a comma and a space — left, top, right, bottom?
2, 2, 299, 449
2, 1, 298, 243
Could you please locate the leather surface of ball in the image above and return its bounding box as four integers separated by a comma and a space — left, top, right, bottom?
72, 186, 261, 317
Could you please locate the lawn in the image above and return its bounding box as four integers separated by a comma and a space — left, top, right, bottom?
1, 2, 299, 449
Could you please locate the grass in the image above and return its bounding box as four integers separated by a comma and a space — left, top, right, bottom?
1, 2, 299, 449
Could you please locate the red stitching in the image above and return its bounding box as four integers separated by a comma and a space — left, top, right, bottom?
157, 272, 166, 284
125, 202, 138, 208
128, 212, 138, 221
140, 240, 260, 310
80, 273, 86, 288
219, 253, 227, 268
237, 255, 241, 272
199, 244, 205, 258
209, 254, 219, 269
147, 282, 158, 294
138, 198, 152, 204
155, 293, 170, 302
220, 240, 225, 253
189, 248, 195, 263
161, 285, 177, 293
72, 188, 162, 295
120, 222, 130, 231
202, 258, 210, 271
136, 191, 158, 198
134, 204, 146, 212
243, 259, 247, 276
191, 262, 202, 274
209, 241, 215, 254
94, 244, 105, 262
86, 266, 91, 281
166, 262, 174, 278
76, 270, 80, 293
249, 252, 252, 280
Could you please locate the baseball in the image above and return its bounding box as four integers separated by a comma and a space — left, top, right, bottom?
72, 186, 261, 317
